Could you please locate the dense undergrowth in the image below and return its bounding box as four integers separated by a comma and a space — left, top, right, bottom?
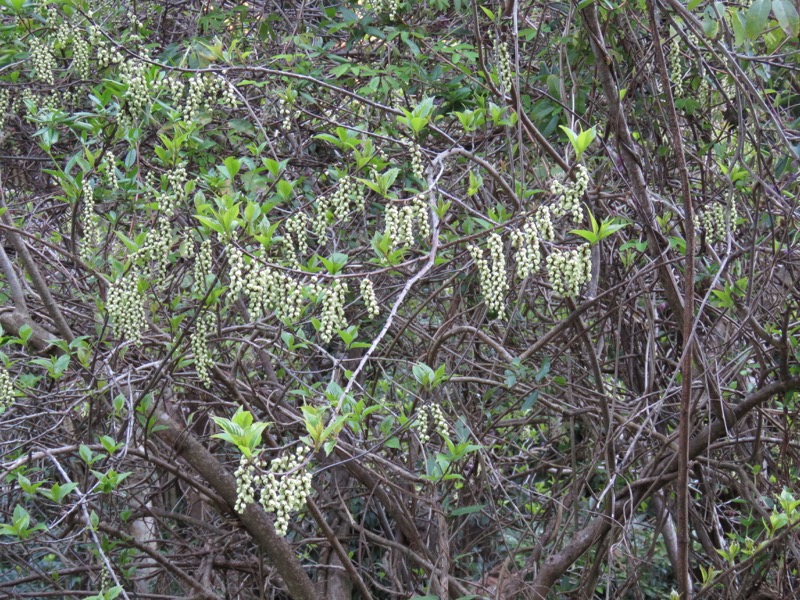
0, 0, 798, 598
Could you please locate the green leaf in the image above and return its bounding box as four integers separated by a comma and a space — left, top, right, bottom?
98, 435, 122, 455
231, 406, 254, 428
79, 444, 95, 465
319, 252, 348, 275
571, 228, 597, 243
412, 362, 435, 386
223, 156, 241, 180
40, 481, 78, 503
467, 170, 483, 196
195, 215, 225, 234
745, 0, 771, 39
17, 474, 43, 495
18, 324, 32, 344
275, 179, 294, 201
13, 504, 30, 531
773, 0, 799, 36
449, 504, 485, 516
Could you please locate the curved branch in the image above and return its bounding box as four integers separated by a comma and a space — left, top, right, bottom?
154, 409, 323, 600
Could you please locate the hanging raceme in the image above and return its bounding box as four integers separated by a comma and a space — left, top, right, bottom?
88, 25, 124, 68
79, 181, 100, 263
511, 217, 542, 280
192, 239, 213, 295
494, 36, 514, 95
99, 151, 119, 190
468, 232, 509, 319
118, 59, 150, 130
545, 244, 593, 297
190, 310, 216, 388
106, 270, 146, 346
550, 164, 590, 223
385, 192, 430, 249
72, 33, 90, 80
227, 244, 247, 298
698, 201, 738, 245
408, 137, 425, 181
415, 404, 449, 444
29, 38, 57, 85
257, 446, 314, 537
0, 368, 15, 413
360, 278, 379, 318
283, 212, 309, 264
319, 279, 348, 344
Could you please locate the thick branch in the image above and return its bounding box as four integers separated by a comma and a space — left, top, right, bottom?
154, 410, 322, 600
0, 194, 75, 343
529, 377, 800, 599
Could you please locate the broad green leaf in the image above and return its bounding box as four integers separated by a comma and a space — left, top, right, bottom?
745, 0, 771, 39
773, 0, 799, 36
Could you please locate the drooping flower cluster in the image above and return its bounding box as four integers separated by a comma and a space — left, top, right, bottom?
511, 218, 542, 280
698, 201, 738, 245
545, 244, 592, 297
468, 232, 509, 319
228, 249, 298, 319
252, 267, 305, 322
165, 164, 188, 198
30, 38, 57, 86
228, 253, 349, 335
54, 21, 72, 48
227, 245, 247, 298
534, 205, 556, 241
668, 39, 685, 98
183, 74, 209, 122
408, 138, 425, 180
283, 213, 309, 263
161, 74, 185, 110
182, 73, 236, 122
0, 89, 9, 131
107, 270, 146, 345
373, 0, 399, 19
119, 60, 150, 130
144, 216, 172, 281
190, 310, 216, 388
494, 38, 514, 95
79, 181, 100, 263
360, 278, 379, 318
233, 446, 315, 536
258, 445, 313, 536
72, 34, 90, 80
192, 239, 213, 295
234, 455, 259, 514
277, 95, 295, 133
550, 164, 589, 223
0, 367, 14, 413
99, 151, 119, 190
88, 25, 123, 69
319, 279, 348, 344
98, 566, 111, 599
149, 164, 188, 217
313, 175, 366, 237
385, 193, 430, 249
415, 404, 449, 444
511, 206, 557, 279
125, 12, 148, 54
